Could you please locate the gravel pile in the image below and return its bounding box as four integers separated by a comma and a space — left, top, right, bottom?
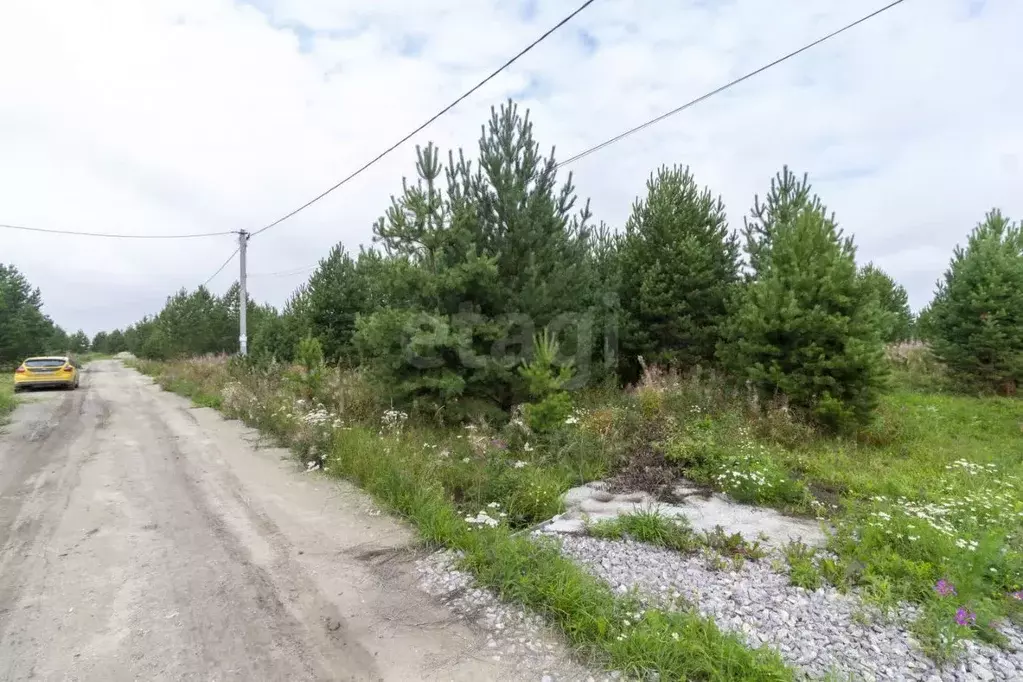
551, 534, 1023, 681
415, 550, 624, 682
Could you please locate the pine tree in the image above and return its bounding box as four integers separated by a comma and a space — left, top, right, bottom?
358, 101, 596, 415
720, 171, 887, 431
304, 245, 383, 364
68, 330, 90, 353
0, 264, 62, 365
914, 302, 936, 341
929, 209, 1023, 394
617, 165, 739, 379
859, 264, 913, 343
743, 166, 830, 277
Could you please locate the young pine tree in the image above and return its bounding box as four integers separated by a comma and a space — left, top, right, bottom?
859, 264, 913, 343
618, 165, 739, 380
359, 102, 596, 416
929, 209, 1023, 395
720, 172, 887, 431
305, 245, 385, 365
743, 166, 829, 277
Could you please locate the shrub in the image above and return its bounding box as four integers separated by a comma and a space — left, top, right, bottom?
519, 329, 575, 433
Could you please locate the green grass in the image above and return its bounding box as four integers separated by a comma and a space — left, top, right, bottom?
589, 509, 702, 553
622, 373, 1023, 654
0, 375, 15, 422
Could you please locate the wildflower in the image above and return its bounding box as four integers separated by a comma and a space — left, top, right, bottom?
464, 511, 500, 528
487, 501, 501, 509
935, 579, 957, 597
955, 607, 977, 627
381, 409, 408, 433
564, 416, 579, 425
523, 442, 534, 452
513, 460, 528, 469
1011, 591, 1023, 601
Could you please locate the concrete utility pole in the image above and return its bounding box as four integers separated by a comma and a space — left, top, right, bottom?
238, 230, 249, 356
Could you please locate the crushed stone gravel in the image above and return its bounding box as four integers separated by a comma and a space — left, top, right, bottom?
415, 550, 625, 682
549, 533, 1023, 682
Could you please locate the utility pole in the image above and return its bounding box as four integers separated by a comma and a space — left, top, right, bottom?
238, 230, 249, 356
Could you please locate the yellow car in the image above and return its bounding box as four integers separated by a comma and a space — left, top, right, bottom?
13, 356, 80, 392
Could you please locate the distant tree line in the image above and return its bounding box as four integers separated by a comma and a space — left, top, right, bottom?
100, 100, 1020, 429
0, 264, 89, 367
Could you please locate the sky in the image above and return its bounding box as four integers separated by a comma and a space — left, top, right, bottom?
0, 0, 1020, 337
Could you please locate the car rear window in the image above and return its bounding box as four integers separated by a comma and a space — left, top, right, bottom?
25, 358, 66, 368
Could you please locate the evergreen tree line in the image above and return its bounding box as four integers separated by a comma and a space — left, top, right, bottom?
0, 264, 89, 367
102, 101, 1022, 428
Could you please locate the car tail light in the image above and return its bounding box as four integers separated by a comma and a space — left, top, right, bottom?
15, 367, 25, 373
63, 365, 74, 372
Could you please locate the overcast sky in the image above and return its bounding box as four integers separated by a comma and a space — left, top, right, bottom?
1, 0, 1020, 337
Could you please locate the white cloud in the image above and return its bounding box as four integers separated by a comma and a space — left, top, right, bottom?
0, 0, 1019, 336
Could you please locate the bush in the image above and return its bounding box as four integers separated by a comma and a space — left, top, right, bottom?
519, 329, 575, 433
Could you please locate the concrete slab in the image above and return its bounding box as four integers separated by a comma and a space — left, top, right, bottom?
543, 481, 827, 549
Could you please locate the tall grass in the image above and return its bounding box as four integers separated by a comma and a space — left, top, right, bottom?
0, 375, 15, 422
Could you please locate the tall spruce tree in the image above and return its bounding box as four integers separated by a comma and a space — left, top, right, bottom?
859, 264, 913, 343
720, 171, 887, 431
929, 209, 1023, 394
618, 165, 739, 379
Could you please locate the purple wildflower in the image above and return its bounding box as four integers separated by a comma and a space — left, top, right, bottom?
955, 607, 977, 627
934, 579, 957, 597
1012, 590, 1023, 602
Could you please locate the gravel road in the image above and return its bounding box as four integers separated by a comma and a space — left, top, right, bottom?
0, 361, 587, 681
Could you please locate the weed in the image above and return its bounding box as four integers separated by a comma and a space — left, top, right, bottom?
0, 375, 16, 422
703, 526, 767, 561
588, 509, 701, 553
783, 541, 822, 590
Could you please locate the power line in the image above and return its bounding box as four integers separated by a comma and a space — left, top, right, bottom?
248, 264, 317, 278
202, 247, 240, 288
0, 222, 235, 240
557, 0, 909, 168
249, 0, 599, 239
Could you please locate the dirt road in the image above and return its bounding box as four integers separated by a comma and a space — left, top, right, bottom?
0, 361, 567, 681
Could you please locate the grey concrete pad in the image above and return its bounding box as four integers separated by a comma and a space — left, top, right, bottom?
543, 481, 827, 548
